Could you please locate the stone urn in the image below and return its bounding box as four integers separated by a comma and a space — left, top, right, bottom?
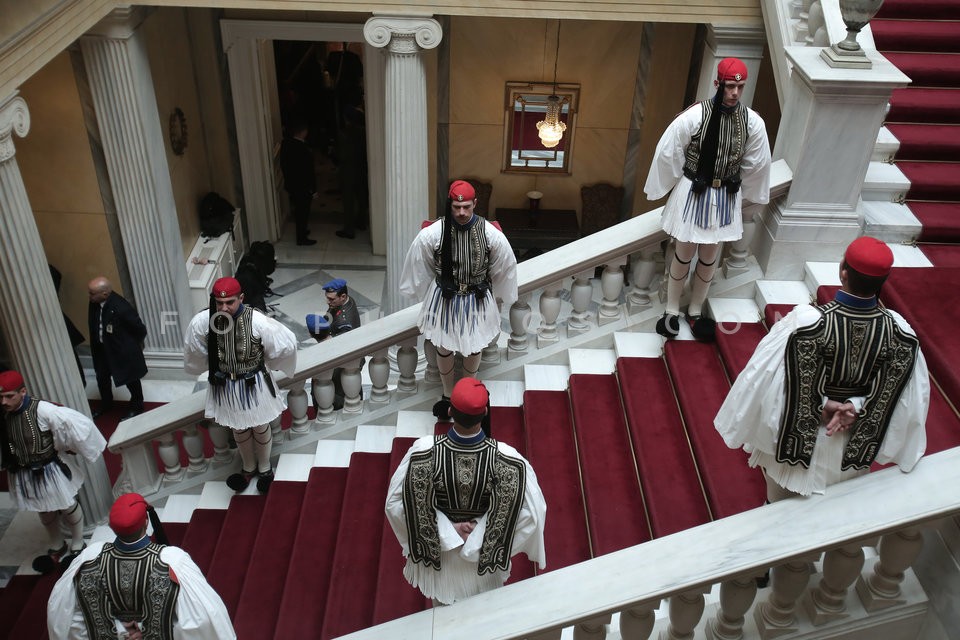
836, 0, 885, 52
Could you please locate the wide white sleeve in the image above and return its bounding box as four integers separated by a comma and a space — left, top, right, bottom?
644, 105, 701, 201
183, 311, 211, 376
384, 436, 435, 555
873, 311, 930, 472
38, 402, 106, 463
399, 224, 441, 304
486, 223, 519, 308
164, 547, 237, 640
47, 542, 107, 640
460, 444, 547, 569
740, 109, 772, 205
714, 305, 822, 456
251, 311, 298, 378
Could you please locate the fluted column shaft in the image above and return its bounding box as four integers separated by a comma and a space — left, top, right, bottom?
0, 94, 112, 524
365, 16, 442, 315
79, 8, 192, 354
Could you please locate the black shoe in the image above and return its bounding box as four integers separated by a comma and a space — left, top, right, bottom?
335, 228, 355, 239
32, 542, 68, 575
688, 315, 717, 342
91, 406, 114, 419
226, 470, 256, 492
655, 313, 681, 339
432, 396, 452, 420
60, 544, 87, 570
120, 409, 143, 421
296, 238, 317, 246
256, 470, 274, 493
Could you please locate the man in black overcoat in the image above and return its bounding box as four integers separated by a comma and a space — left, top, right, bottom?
87, 277, 148, 419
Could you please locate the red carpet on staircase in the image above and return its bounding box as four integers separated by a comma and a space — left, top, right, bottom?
874, 0, 960, 242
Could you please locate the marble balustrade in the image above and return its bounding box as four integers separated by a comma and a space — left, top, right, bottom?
341, 449, 960, 639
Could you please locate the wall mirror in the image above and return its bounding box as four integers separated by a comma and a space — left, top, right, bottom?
503, 81, 580, 174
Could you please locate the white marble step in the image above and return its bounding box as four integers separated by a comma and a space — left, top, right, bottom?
524, 364, 570, 391
705, 297, 762, 326
873, 126, 900, 163
862, 161, 910, 203
275, 453, 316, 482
890, 243, 933, 268
862, 201, 922, 243
313, 438, 355, 467
804, 262, 841, 293
162, 493, 203, 523
395, 410, 438, 438
613, 332, 664, 359
355, 424, 397, 453
484, 379, 525, 407
568, 348, 617, 375
754, 279, 815, 310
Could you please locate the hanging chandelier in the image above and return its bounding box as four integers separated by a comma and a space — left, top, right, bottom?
537, 21, 566, 149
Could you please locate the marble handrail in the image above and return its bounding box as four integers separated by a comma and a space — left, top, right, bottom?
107, 160, 792, 454
336, 447, 960, 640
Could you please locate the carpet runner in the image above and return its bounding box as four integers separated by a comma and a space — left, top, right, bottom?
874, 1, 960, 242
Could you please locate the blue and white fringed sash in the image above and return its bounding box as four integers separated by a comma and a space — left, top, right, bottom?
211, 373, 269, 412
682, 186, 738, 229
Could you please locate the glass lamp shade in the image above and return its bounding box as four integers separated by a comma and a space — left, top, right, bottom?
536, 95, 567, 149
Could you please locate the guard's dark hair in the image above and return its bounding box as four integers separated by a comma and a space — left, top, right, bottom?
842, 261, 888, 298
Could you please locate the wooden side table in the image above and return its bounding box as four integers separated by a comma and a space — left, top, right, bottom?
494, 208, 581, 258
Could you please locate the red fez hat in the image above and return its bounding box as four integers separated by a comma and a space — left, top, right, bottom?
448, 180, 476, 203
845, 236, 894, 277
0, 370, 24, 392
717, 57, 748, 82
450, 377, 489, 416
212, 277, 242, 299
109, 493, 150, 536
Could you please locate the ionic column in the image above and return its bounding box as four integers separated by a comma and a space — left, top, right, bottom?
364, 15, 442, 315
0, 93, 112, 525
79, 8, 193, 359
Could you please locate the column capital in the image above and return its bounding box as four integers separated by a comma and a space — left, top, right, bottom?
85, 5, 150, 40
0, 94, 29, 163
364, 15, 442, 54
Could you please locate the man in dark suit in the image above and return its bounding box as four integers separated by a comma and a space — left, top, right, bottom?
87, 277, 148, 419
279, 120, 318, 246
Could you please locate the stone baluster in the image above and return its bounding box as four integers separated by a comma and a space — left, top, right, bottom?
574, 614, 610, 639
181, 425, 208, 473
658, 241, 675, 304
599, 258, 627, 326
396, 339, 419, 393
538, 281, 564, 348
707, 574, 759, 640
804, 542, 864, 624
156, 433, 183, 482
207, 422, 234, 464
341, 358, 364, 413
423, 339, 440, 384
568, 270, 595, 336
724, 204, 760, 277
270, 415, 283, 444
482, 332, 501, 364
287, 379, 310, 435
663, 589, 706, 640
620, 601, 658, 639
755, 560, 812, 639
312, 371, 336, 423
368, 349, 391, 402
856, 526, 924, 611
627, 246, 659, 313
507, 293, 532, 359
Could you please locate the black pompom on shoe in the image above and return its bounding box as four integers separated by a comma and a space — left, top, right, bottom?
655, 313, 681, 339
226, 470, 255, 492
32, 542, 68, 574
432, 396, 452, 420
688, 315, 717, 342
256, 469, 275, 494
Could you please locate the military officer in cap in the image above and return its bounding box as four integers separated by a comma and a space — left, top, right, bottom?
306, 278, 364, 410
715, 237, 929, 499
645, 57, 772, 341
183, 277, 297, 493
47, 492, 236, 639
385, 377, 546, 605
399, 180, 518, 419
0, 370, 105, 573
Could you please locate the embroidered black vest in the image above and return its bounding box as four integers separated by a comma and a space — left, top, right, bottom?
214, 305, 264, 375
777, 301, 920, 470
3, 398, 55, 467
74, 542, 180, 639
432, 218, 491, 287
402, 435, 526, 575
682, 100, 749, 181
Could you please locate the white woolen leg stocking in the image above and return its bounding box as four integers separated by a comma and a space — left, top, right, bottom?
436, 347, 456, 397
687, 243, 721, 317
252, 423, 273, 473
40, 510, 64, 550
667, 241, 697, 316
234, 427, 257, 473
61, 501, 85, 550
462, 352, 481, 378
